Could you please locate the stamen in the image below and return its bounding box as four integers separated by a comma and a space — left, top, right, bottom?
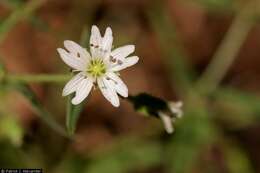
86, 59, 106, 78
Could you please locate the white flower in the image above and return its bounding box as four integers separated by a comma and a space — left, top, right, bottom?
158, 101, 183, 134
57, 25, 139, 107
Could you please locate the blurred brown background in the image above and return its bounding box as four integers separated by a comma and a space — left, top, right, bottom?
1, 0, 260, 173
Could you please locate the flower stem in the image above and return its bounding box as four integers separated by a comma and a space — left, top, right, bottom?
196, 2, 256, 94
5, 74, 71, 83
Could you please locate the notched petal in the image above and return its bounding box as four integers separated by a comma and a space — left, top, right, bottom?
110, 45, 135, 60
110, 56, 139, 71
71, 78, 93, 105
97, 78, 120, 107
57, 48, 85, 70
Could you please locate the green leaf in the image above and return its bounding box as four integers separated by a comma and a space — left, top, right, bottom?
66, 95, 85, 136
12, 83, 67, 137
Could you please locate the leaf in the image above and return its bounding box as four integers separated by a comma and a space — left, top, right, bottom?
12, 83, 67, 137
66, 95, 85, 136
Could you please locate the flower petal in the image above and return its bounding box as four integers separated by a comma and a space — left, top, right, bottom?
62, 72, 85, 96
90, 25, 102, 58
106, 72, 128, 97
71, 77, 94, 105
57, 48, 86, 70
64, 40, 91, 63
110, 56, 139, 71
110, 45, 135, 60
168, 101, 183, 118
97, 77, 119, 107
101, 27, 113, 52
158, 112, 174, 134
90, 25, 102, 47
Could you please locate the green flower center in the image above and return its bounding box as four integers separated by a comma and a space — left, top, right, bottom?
87, 59, 106, 77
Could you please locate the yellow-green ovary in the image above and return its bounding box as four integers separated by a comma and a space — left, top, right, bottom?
87, 59, 106, 77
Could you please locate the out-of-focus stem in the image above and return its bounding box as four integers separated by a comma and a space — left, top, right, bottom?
196, 2, 256, 94
5, 74, 71, 83
0, 0, 45, 42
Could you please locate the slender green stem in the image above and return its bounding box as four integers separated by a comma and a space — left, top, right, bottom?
196, 2, 256, 94
0, 0, 45, 42
6, 74, 71, 83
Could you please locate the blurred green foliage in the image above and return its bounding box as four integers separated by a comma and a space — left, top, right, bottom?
194, 0, 235, 11
0, 0, 259, 173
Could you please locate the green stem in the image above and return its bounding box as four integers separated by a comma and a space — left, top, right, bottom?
6, 74, 71, 83
196, 2, 256, 94
0, 0, 45, 42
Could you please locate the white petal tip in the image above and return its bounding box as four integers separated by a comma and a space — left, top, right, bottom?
106, 27, 112, 33
130, 45, 135, 52
64, 40, 72, 44
62, 90, 71, 97
112, 103, 120, 107
159, 112, 174, 134
134, 56, 139, 62
91, 25, 99, 32
121, 91, 128, 98
57, 48, 63, 53
92, 25, 98, 29
71, 99, 81, 105
168, 101, 183, 118
129, 56, 139, 65
110, 100, 120, 107
166, 128, 174, 134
